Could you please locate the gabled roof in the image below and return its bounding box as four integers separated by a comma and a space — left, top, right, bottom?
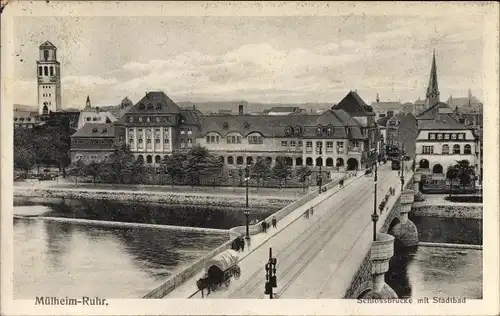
127, 91, 181, 114
40, 41, 56, 49
179, 109, 202, 125
417, 114, 468, 130
71, 123, 118, 138
332, 91, 375, 116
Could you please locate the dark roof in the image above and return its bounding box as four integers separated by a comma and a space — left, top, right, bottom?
199, 110, 364, 139
416, 102, 449, 120
71, 123, 118, 138
417, 114, 468, 130
332, 91, 375, 116
179, 109, 202, 125
376, 116, 390, 127
40, 41, 56, 49
127, 91, 181, 114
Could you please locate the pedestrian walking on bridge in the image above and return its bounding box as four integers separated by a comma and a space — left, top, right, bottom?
272, 216, 277, 229
261, 220, 268, 233
310, 206, 314, 216
304, 209, 310, 219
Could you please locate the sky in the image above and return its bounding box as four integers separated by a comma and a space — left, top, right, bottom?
13, 14, 486, 108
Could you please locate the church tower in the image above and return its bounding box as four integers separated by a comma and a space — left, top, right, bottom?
425, 49, 440, 109
85, 95, 92, 110
37, 41, 62, 115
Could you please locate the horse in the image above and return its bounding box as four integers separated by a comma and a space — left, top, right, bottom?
196, 277, 211, 298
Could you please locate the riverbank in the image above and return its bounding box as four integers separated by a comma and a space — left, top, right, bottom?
14, 186, 296, 210
412, 194, 482, 220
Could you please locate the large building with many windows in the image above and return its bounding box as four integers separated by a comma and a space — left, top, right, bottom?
415, 103, 476, 178
122, 91, 202, 164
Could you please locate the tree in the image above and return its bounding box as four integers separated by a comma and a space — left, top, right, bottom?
271, 156, 291, 189
14, 146, 36, 178
129, 158, 146, 184
107, 144, 135, 184
201, 155, 225, 188
69, 159, 85, 185
250, 158, 271, 189
296, 166, 311, 192
161, 152, 186, 187
84, 161, 102, 186
446, 160, 476, 197
185, 145, 210, 187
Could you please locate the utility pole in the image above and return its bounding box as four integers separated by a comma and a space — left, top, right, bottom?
372, 154, 379, 242
244, 165, 250, 241
264, 247, 277, 299
318, 146, 323, 194
400, 143, 405, 191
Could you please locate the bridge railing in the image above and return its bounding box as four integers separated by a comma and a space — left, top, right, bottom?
143, 171, 358, 299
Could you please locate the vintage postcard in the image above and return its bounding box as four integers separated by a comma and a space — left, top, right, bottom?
1, 1, 499, 315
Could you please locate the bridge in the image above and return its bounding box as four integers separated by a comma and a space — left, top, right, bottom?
152, 162, 419, 299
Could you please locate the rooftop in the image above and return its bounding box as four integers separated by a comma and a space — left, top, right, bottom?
71, 123, 118, 138
332, 91, 375, 116
127, 91, 181, 114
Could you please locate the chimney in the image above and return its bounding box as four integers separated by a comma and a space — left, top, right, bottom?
238, 104, 244, 115
192, 104, 196, 110
96, 106, 100, 113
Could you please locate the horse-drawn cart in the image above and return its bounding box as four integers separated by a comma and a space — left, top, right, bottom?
196, 249, 241, 297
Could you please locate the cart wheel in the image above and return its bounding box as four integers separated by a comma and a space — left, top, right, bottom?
225, 278, 231, 287
234, 266, 241, 280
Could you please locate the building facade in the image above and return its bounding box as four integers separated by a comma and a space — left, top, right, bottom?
122, 91, 202, 165
70, 123, 125, 163
37, 41, 62, 115
14, 107, 40, 129
76, 96, 118, 129
416, 104, 476, 179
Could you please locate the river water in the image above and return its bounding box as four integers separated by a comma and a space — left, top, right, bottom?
13, 198, 482, 299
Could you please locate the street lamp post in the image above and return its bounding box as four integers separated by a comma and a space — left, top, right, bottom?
318, 146, 323, 194
400, 144, 405, 191
244, 165, 250, 241
371, 152, 379, 242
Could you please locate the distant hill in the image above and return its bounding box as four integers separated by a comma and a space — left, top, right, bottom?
177, 100, 333, 114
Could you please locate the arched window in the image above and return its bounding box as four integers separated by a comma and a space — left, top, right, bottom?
316, 127, 322, 136
442, 144, 449, 154
464, 144, 472, 155
327, 127, 333, 136
227, 156, 234, 164
453, 144, 461, 154
219, 156, 225, 163
285, 157, 293, 166
316, 157, 323, 167
137, 155, 144, 163
50, 66, 54, 76
38, 66, 42, 76
42, 105, 49, 115
432, 164, 443, 174
156, 103, 162, 110
418, 159, 429, 169
326, 158, 334, 166
155, 155, 161, 164
296, 157, 303, 166
294, 126, 303, 136
306, 157, 313, 166
336, 158, 344, 167
146, 155, 153, 164
44, 66, 48, 76
247, 157, 253, 165
236, 156, 244, 165
285, 126, 293, 136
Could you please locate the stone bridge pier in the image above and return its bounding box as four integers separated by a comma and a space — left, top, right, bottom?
388, 189, 419, 248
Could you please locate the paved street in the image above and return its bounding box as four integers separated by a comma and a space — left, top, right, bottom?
166, 163, 412, 299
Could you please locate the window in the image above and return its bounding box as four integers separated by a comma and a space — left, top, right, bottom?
464, 144, 472, 154
147, 139, 152, 144
458, 133, 465, 140
50, 67, 54, 76
306, 141, 312, 151
139, 117, 143, 122
298, 141, 303, 147
92, 128, 98, 133
139, 103, 145, 110
102, 128, 107, 134
352, 140, 359, 147
156, 117, 160, 123
93, 117, 98, 121
155, 139, 160, 144
237, 136, 242, 143
86, 117, 91, 122
129, 117, 134, 123
422, 146, 434, 154
437, 133, 443, 140
248, 135, 263, 144
180, 129, 185, 135
187, 129, 192, 135
156, 103, 162, 110
452, 144, 460, 154
316, 127, 322, 136
290, 140, 296, 147
129, 139, 134, 144
281, 141, 288, 147
227, 135, 242, 144
146, 117, 151, 122
326, 141, 333, 152
441, 144, 449, 154
285, 127, 293, 136
444, 133, 450, 140
138, 129, 143, 132
337, 141, 344, 149
43, 50, 49, 61
451, 133, 457, 140
164, 138, 169, 144
147, 103, 153, 110
206, 135, 220, 144
44, 66, 48, 76
38, 66, 42, 76
327, 127, 333, 136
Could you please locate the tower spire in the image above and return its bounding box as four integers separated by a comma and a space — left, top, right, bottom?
376, 92, 380, 103
85, 95, 91, 110
425, 49, 440, 108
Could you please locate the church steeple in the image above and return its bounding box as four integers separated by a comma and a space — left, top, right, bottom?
85, 95, 91, 110
425, 49, 440, 108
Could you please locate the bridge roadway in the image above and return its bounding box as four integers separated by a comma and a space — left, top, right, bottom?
166, 164, 408, 299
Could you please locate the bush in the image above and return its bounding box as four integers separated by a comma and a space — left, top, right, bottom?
444, 195, 482, 203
